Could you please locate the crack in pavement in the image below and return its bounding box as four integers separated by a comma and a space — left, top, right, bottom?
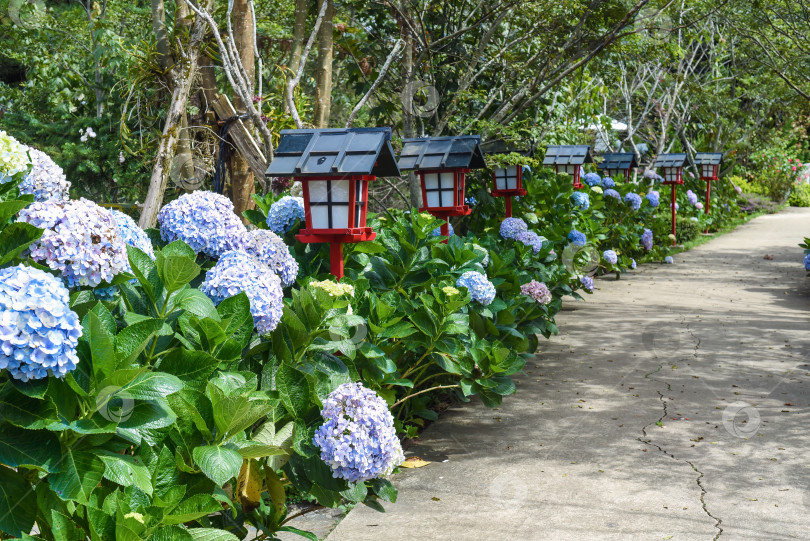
638, 323, 724, 540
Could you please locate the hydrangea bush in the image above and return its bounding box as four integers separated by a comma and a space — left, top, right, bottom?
157, 191, 246, 258
571, 191, 590, 210
625, 192, 642, 210
456, 270, 496, 305
582, 172, 601, 187
520, 280, 552, 304
18, 198, 129, 288
0, 129, 30, 180
242, 228, 299, 287
313, 382, 405, 482
266, 195, 305, 234
19, 147, 71, 201
499, 217, 528, 240
603, 249, 618, 265
568, 229, 587, 246
200, 250, 284, 335
0, 265, 82, 381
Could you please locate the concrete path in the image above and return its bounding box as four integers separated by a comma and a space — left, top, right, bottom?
325, 208, 810, 541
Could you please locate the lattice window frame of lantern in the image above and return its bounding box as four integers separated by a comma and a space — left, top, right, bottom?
300, 175, 371, 234
663, 167, 682, 184
491, 165, 527, 197
419, 169, 469, 213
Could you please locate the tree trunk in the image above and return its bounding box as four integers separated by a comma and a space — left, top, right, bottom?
313, 0, 335, 128
230, 0, 256, 222
139, 1, 210, 229
289, 0, 309, 74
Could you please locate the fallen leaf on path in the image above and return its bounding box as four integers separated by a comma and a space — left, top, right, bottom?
401, 457, 431, 468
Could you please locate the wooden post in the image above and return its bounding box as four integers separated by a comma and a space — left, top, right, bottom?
210, 94, 267, 179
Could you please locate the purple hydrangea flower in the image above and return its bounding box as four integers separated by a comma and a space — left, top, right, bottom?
602, 177, 615, 188
695, 202, 704, 210
580, 275, 594, 292
641, 228, 653, 251
631, 259, 637, 269
200, 250, 284, 335
242, 229, 299, 287
603, 188, 620, 200
624, 193, 642, 210
18, 198, 129, 288
313, 382, 404, 483
0, 265, 82, 381
499, 217, 528, 240
19, 148, 70, 202
582, 173, 601, 187
686, 190, 698, 206
672, 202, 680, 211
571, 192, 590, 210
646, 191, 660, 207
664, 256, 674, 264
521, 280, 552, 304
804, 253, 810, 271
158, 191, 246, 258
568, 229, 587, 247
456, 271, 496, 305
516, 231, 544, 254
266, 196, 305, 234
603, 250, 618, 265
431, 223, 454, 237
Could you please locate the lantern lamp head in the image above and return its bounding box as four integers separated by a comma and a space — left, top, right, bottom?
398, 135, 486, 218
695, 152, 723, 181
543, 145, 593, 189
654, 153, 687, 185
598, 152, 638, 182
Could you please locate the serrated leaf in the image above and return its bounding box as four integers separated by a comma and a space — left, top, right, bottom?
0, 467, 36, 537
48, 449, 105, 505
0, 427, 60, 471
192, 446, 242, 486
96, 451, 153, 495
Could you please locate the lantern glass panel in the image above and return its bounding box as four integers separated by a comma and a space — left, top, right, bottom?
664, 167, 679, 182
354, 180, 364, 227
309, 179, 350, 229
424, 172, 456, 208
494, 166, 519, 190
566, 165, 577, 175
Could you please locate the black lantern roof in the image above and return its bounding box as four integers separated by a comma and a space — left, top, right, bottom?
480, 139, 532, 157
266, 127, 400, 178
598, 152, 638, 171
398, 135, 486, 171
694, 152, 723, 166
542, 145, 593, 166
654, 153, 688, 168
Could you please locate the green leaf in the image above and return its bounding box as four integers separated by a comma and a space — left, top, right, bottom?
192, 446, 242, 486
276, 526, 318, 541
159, 349, 222, 388
171, 288, 219, 320
161, 240, 196, 259
234, 442, 287, 459
115, 318, 165, 363
340, 481, 368, 502
0, 427, 60, 471
187, 529, 241, 541
11, 377, 49, 399
0, 222, 43, 266
96, 451, 153, 495
84, 309, 116, 385
162, 494, 222, 525
105, 371, 185, 400
48, 449, 105, 505
369, 478, 397, 503
156, 253, 201, 294
50, 509, 86, 541
276, 364, 311, 417
0, 467, 36, 537
213, 397, 274, 441
0, 200, 30, 223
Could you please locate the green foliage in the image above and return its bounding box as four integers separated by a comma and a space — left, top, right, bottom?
788, 183, 810, 207
675, 216, 701, 244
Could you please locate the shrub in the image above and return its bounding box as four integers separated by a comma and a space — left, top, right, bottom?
788, 183, 810, 207
675, 216, 702, 243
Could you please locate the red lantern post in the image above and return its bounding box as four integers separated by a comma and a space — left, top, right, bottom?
695, 153, 723, 231
655, 153, 687, 246
265, 128, 400, 279
491, 165, 527, 218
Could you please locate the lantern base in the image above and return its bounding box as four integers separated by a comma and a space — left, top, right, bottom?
662, 180, 684, 186
419, 205, 472, 217
296, 227, 376, 244
491, 189, 527, 198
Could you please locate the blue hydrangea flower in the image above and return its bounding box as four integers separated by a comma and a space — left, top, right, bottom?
19, 148, 70, 202
571, 192, 590, 211
158, 191, 246, 259
499, 217, 528, 240
631, 259, 637, 269
664, 256, 674, 264
431, 223, 454, 237
18, 198, 129, 288
687, 190, 699, 206
602, 177, 615, 188
266, 196, 305, 234
641, 228, 653, 251
672, 202, 680, 211
624, 193, 642, 210
646, 191, 660, 207
465, 196, 477, 206
0, 265, 82, 381
112, 210, 155, 259
603, 250, 618, 265
805, 253, 810, 271
516, 231, 544, 254
568, 229, 587, 247
580, 275, 594, 292
201, 250, 284, 335
242, 229, 299, 287
582, 173, 601, 187
603, 188, 620, 200
456, 271, 496, 305
313, 382, 404, 483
